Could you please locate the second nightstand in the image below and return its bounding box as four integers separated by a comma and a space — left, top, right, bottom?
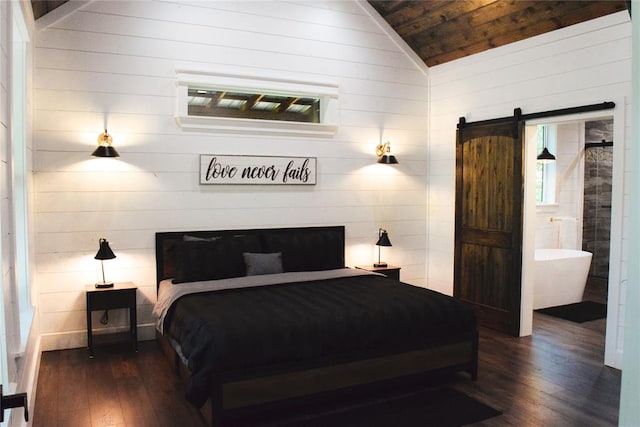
86, 282, 137, 358
355, 264, 401, 281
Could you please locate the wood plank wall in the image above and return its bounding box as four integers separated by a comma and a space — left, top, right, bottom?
427, 11, 631, 363
33, 1, 429, 350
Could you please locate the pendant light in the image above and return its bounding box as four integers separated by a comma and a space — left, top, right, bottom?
537, 147, 556, 163
537, 125, 555, 163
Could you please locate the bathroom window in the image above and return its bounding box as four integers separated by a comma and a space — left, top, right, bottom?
536, 124, 557, 204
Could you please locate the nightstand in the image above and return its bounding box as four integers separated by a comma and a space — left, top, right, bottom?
86, 282, 137, 358
355, 264, 401, 281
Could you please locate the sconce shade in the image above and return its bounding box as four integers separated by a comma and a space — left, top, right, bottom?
376, 141, 399, 164
377, 155, 398, 164
374, 229, 392, 267
92, 129, 120, 158
95, 238, 116, 260
537, 147, 556, 163
91, 145, 120, 158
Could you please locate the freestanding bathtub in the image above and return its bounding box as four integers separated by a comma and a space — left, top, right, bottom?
534, 248, 593, 310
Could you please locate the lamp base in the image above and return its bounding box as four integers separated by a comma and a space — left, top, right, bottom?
95, 282, 114, 289
373, 262, 388, 267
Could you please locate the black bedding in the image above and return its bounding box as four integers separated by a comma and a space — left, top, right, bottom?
163, 273, 476, 407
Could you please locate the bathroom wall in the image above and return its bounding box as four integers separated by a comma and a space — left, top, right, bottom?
583, 119, 614, 278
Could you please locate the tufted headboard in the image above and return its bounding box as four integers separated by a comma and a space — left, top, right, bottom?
155, 225, 345, 290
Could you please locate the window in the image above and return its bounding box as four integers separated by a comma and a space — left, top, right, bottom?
188, 89, 321, 123
535, 124, 557, 204
0, 2, 33, 392
176, 70, 338, 137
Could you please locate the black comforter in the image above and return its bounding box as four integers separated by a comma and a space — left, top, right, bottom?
163, 274, 475, 407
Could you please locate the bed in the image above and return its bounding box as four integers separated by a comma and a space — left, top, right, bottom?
153, 225, 477, 426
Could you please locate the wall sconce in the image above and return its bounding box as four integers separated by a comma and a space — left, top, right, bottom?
91, 129, 120, 158
374, 228, 392, 267
537, 147, 556, 163
94, 238, 116, 288
376, 141, 398, 164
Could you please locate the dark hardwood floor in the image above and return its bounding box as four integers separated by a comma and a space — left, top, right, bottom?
33, 278, 619, 426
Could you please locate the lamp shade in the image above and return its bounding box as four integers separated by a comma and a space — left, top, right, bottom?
91, 145, 120, 158
377, 155, 398, 164
95, 238, 116, 260
537, 147, 556, 162
376, 229, 392, 247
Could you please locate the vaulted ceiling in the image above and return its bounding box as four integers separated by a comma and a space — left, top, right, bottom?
30, 0, 68, 21
368, 0, 629, 67
31, 1, 630, 67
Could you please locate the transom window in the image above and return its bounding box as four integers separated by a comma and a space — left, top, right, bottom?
176, 69, 338, 137
187, 88, 320, 123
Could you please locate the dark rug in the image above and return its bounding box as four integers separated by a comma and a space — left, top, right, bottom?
229, 387, 502, 427
536, 300, 607, 323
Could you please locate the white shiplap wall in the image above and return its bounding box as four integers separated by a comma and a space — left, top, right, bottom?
34, 1, 429, 350
428, 11, 631, 365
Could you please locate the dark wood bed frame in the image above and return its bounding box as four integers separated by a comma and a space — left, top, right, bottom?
155, 225, 478, 427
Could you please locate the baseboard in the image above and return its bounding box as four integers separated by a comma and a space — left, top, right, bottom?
14, 334, 41, 427
40, 323, 156, 352
605, 348, 623, 370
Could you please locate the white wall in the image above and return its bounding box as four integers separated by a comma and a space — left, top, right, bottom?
34, 1, 429, 350
428, 11, 631, 362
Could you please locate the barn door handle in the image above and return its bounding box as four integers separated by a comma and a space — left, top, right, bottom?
0, 385, 28, 422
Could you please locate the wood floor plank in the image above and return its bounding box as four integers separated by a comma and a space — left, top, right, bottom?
57, 408, 92, 427
453, 313, 620, 426
85, 357, 126, 427
57, 350, 90, 421
32, 351, 59, 427
116, 381, 161, 427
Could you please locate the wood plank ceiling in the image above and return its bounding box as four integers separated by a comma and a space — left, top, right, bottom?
368, 0, 629, 67
31, 0, 68, 20
32, 1, 629, 67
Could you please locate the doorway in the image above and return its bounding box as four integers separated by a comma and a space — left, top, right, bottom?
522, 108, 624, 369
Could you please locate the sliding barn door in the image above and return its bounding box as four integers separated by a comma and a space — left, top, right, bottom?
454, 113, 524, 336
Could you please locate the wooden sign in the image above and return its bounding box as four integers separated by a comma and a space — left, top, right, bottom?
200, 155, 317, 185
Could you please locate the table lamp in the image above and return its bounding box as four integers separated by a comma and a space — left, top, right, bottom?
374, 228, 392, 267
95, 238, 116, 288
